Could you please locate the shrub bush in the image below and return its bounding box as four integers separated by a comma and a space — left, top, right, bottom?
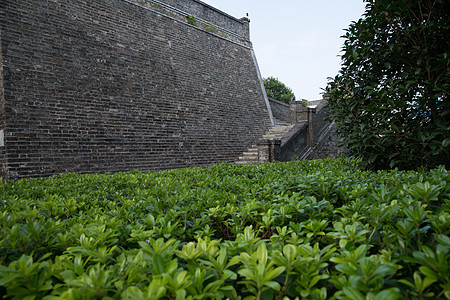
0, 158, 449, 299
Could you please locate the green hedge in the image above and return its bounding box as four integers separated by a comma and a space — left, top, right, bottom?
0, 158, 449, 299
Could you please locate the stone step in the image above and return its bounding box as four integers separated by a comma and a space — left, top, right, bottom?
235, 125, 295, 165
236, 156, 258, 161
273, 117, 291, 127
266, 130, 288, 135
269, 126, 291, 130
265, 129, 293, 135
274, 122, 291, 126
262, 134, 288, 139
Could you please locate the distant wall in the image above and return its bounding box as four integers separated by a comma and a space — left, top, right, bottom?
307, 99, 323, 106
311, 101, 329, 145
309, 127, 348, 159
268, 98, 290, 124
258, 100, 347, 163
277, 122, 308, 161
0, 0, 271, 180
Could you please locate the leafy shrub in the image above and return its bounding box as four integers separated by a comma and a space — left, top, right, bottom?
0, 158, 448, 299
186, 15, 197, 26
205, 23, 218, 34
263, 77, 296, 104
326, 0, 450, 170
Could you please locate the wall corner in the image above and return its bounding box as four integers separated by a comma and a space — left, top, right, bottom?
251, 49, 274, 126
239, 17, 250, 41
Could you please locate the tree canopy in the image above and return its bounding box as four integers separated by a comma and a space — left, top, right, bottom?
326, 0, 450, 170
263, 77, 295, 104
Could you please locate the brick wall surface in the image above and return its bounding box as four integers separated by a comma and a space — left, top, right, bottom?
273, 100, 346, 162
1, 0, 271, 180
268, 98, 290, 123
152, 0, 247, 38
277, 122, 308, 162
0, 35, 6, 179
311, 102, 329, 145
309, 126, 349, 159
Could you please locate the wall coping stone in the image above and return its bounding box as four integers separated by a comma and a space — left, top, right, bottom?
124, 0, 252, 47
268, 97, 289, 108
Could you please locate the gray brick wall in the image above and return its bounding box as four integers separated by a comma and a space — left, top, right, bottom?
309, 126, 349, 159
311, 101, 329, 145
277, 122, 308, 162
268, 98, 290, 123
152, 0, 248, 38
269, 100, 347, 163
1, 0, 271, 180
0, 36, 5, 179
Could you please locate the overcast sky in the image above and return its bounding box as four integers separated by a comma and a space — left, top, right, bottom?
201, 0, 367, 100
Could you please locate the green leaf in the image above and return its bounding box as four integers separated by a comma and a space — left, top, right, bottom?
374, 288, 401, 300
228, 255, 241, 267
398, 279, 415, 289
257, 244, 268, 265
224, 269, 237, 280
0, 273, 21, 286
176, 289, 186, 300
419, 266, 438, 279
436, 234, 450, 247
422, 277, 437, 290
176, 271, 189, 287
264, 266, 285, 281
343, 287, 365, 300
309, 275, 320, 288
372, 263, 397, 278
336, 264, 357, 276
264, 280, 281, 291
413, 272, 423, 287
238, 268, 254, 280
152, 254, 166, 275
283, 244, 297, 262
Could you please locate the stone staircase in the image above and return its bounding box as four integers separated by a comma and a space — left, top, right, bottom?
273, 116, 291, 127
235, 125, 294, 165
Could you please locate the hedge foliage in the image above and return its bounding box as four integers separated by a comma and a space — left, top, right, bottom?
0, 158, 449, 299
326, 0, 450, 170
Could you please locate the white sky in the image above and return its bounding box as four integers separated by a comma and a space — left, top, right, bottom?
201, 0, 367, 100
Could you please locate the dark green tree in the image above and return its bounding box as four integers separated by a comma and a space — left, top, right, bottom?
263, 77, 295, 104
326, 0, 450, 170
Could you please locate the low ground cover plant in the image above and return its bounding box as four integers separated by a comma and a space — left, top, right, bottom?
0, 157, 449, 299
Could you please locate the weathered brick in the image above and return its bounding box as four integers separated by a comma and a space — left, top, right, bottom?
0, 0, 272, 180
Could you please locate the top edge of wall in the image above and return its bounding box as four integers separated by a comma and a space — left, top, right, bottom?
190, 0, 247, 23
128, 0, 250, 43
